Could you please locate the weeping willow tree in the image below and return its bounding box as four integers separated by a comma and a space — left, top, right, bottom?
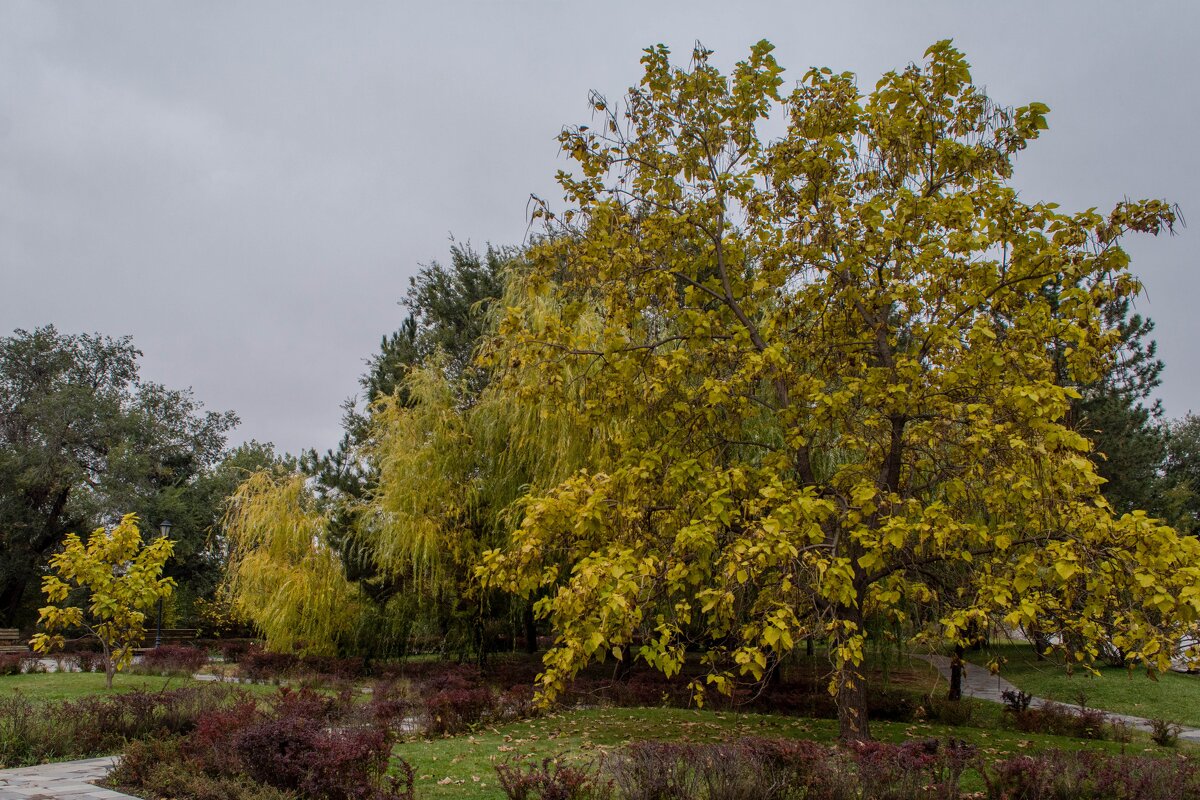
303, 243, 513, 609
221, 471, 366, 654
355, 276, 620, 657
219, 243, 614, 658
360, 364, 491, 651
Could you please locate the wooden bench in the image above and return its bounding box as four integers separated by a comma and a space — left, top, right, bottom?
137, 628, 199, 649
0, 628, 29, 654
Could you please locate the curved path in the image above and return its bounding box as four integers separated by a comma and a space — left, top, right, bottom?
0, 757, 137, 799
915, 654, 1200, 742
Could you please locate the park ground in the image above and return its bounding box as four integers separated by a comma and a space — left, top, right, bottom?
3, 643, 1198, 799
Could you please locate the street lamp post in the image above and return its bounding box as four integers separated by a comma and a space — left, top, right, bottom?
154, 519, 172, 649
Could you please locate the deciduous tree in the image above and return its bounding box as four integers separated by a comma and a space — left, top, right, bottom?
479, 40, 1199, 740
31, 514, 175, 689
0, 326, 236, 626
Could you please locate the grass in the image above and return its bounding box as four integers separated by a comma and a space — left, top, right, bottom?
785, 648, 947, 694
395, 705, 1192, 799
7, 650, 1197, 799
967, 643, 1200, 728
0, 670, 275, 702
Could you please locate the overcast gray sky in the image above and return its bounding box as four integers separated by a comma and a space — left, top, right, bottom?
2, 1, 1197, 456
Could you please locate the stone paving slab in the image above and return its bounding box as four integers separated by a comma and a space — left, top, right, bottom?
915, 653, 1200, 742
0, 757, 138, 800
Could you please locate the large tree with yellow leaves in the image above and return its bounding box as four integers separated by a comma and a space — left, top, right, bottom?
479, 40, 1199, 740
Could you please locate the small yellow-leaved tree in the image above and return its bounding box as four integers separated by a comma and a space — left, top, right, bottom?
32, 514, 175, 689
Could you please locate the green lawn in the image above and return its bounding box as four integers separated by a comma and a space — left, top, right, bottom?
385, 646, 1194, 798
968, 643, 1200, 728
396, 705, 1187, 799
8, 651, 1197, 800
0, 671, 272, 702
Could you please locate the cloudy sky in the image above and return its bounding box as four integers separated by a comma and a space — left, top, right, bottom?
2, 1, 1197, 456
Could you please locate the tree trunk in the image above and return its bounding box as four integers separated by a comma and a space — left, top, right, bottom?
833, 606, 871, 741
762, 654, 783, 693
102, 644, 114, 690
835, 659, 871, 741
948, 645, 964, 701
436, 601, 452, 658
473, 613, 488, 667
612, 652, 635, 682
1030, 627, 1048, 661
806, 636, 815, 657
523, 605, 537, 655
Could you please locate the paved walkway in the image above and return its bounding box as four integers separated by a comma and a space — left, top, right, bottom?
915, 654, 1200, 742
0, 757, 137, 800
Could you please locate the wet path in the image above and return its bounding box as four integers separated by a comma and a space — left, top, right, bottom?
915, 654, 1200, 742
0, 757, 137, 800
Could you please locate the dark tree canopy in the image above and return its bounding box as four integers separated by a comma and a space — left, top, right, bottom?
0, 325, 238, 626
1166, 414, 1200, 535
148, 439, 294, 607
367, 240, 512, 405
1071, 299, 1168, 518
306, 241, 512, 503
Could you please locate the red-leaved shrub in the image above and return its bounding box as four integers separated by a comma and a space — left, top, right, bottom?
985, 750, 1200, 800
0, 653, 33, 676
423, 685, 495, 735
75, 651, 104, 673
1005, 700, 1109, 740
0, 685, 241, 768
177, 686, 415, 800
612, 737, 980, 800
218, 639, 253, 663
239, 647, 299, 682
136, 645, 208, 676
495, 756, 613, 800
299, 654, 366, 680
112, 736, 299, 800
